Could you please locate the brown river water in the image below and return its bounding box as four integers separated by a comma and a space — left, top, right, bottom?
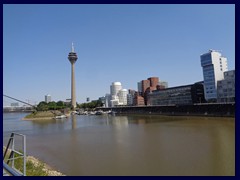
3, 112, 235, 176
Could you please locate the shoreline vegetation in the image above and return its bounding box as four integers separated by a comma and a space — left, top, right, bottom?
22, 102, 235, 120
22, 111, 70, 120
3, 146, 65, 176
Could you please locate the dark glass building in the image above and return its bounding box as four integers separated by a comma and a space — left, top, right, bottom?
148, 82, 206, 105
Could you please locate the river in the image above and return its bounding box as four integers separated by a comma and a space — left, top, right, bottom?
3, 112, 235, 176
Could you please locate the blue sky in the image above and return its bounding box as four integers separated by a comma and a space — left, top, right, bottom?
3, 4, 235, 106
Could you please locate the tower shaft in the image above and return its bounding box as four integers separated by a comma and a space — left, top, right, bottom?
71, 63, 76, 109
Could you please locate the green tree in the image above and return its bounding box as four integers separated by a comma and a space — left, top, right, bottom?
37, 101, 48, 111
48, 101, 56, 110
56, 101, 66, 109
78, 100, 103, 110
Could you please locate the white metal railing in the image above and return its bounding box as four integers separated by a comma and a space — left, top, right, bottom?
3, 132, 26, 176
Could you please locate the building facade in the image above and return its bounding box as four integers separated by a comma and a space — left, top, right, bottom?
127, 89, 136, 106
118, 89, 128, 105
104, 94, 111, 107
200, 50, 228, 101
137, 82, 143, 96
142, 80, 151, 94
45, 94, 51, 103
110, 82, 122, 96
217, 70, 235, 103
148, 82, 205, 106
110, 82, 122, 107
148, 77, 159, 88
133, 93, 145, 106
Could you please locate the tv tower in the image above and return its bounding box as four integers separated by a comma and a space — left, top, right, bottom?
68, 42, 78, 109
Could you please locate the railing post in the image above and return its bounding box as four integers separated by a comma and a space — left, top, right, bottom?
23, 135, 26, 176
12, 134, 15, 169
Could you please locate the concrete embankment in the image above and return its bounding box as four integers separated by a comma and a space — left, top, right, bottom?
97, 103, 235, 117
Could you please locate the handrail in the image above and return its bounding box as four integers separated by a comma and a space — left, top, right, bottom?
3, 162, 23, 176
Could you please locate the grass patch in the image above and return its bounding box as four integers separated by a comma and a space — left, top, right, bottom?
24, 111, 56, 119
3, 147, 63, 176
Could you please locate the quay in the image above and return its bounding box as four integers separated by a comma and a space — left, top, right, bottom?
96, 103, 235, 117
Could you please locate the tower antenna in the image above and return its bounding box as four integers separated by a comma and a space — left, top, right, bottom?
71, 42, 74, 52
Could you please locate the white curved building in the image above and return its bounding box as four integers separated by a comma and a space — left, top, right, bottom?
110, 82, 122, 96
118, 89, 128, 105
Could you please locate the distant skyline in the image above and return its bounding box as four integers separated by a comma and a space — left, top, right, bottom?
3, 4, 235, 106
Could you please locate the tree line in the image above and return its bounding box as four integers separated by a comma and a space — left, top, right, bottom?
36, 100, 103, 111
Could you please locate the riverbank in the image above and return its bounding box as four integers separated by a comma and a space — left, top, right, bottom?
3, 146, 65, 176
26, 156, 65, 176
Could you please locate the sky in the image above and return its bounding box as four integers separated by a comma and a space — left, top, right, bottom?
3, 4, 235, 106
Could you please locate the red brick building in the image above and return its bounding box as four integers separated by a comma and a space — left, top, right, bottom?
141, 80, 150, 94
148, 77, 159, 88
133, 92, 145, 106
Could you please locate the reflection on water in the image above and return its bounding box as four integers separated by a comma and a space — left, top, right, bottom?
71, 114, 77, 129
3, 113, 235, 176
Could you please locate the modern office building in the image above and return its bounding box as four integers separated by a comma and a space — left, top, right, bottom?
137, 82, 143, 96
68, 43, 78, 109
217, 70, 235, 102
45, 94, 51, 103
200, 50, 228, 101
148, 82, 205, 105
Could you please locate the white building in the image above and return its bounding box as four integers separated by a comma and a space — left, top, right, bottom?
110, 99, 119, 107
109, 82, 122, 107
200, 50, 228, 101
110, 82, 122, 96
45, 94, 51, 103
118, 89, 128, 105
108, 82, 132, 107
217, 70, 235, 103
104, 94, 111, 107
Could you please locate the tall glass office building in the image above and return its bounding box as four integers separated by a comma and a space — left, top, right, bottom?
200, 50, 228, 101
